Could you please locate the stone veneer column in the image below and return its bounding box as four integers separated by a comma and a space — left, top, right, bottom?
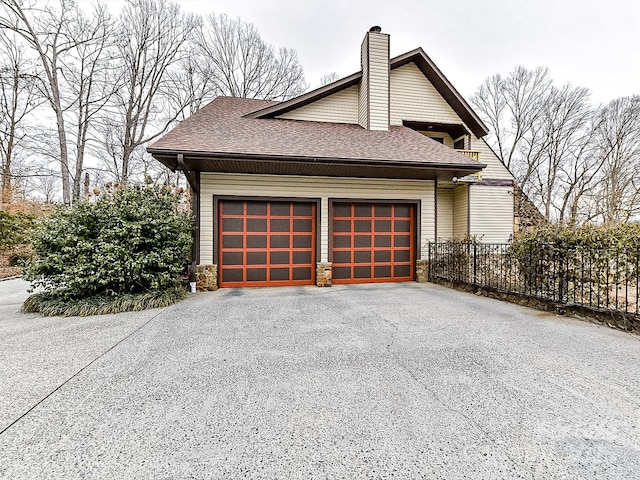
195, 264, 218, 291
316, 262, 333, 287
415, 259, 429, 283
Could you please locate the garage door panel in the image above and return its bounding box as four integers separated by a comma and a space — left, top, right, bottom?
331, 202, 415, 284
222, 269, 243, 282
374, 250, 391, 263
222, 218, 243, 232
293, 203, 313, 216
270, 219, 290, 232
222, 251, 243, 265
219, 200, 316, 287
223, 235, 243, 248
375, 205, 392, 216
247, 218, 267, 232
293, 219, 313, 231
246, 235, 266, 248
394, 235, 411, 247
246, 252, 267, 265
354, 266, 371, 278
376, 235, 392, 247
293, 235, 312, 248
246, 202, 267, 215
270, 202, 291, 216
354, 235, 371, 247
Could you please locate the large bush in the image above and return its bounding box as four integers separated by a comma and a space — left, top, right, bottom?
24, 185, 193, 302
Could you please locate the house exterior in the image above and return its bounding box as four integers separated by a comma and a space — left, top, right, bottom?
148, 27, 515, 289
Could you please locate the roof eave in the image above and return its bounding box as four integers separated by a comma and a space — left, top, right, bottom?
148, 147, 486, 172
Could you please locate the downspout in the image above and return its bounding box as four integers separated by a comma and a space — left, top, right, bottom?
177, 153, 200, 285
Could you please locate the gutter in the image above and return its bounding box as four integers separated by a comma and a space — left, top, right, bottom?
149, 148, 487, 173
176, 153, 200, 285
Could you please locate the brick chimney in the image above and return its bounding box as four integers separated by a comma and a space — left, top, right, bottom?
358, 26, 390, 131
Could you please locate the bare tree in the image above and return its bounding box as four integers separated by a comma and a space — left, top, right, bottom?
1, 0, 78, 204
98, 0, 198, 184
530, 84, 595, 222
193, 13, 307, 101
319, 72, 339, 87
0, 0, 116, 205
62, 2, 115, 200
591, 96, 640, 224
471, 66, 552, 173
471, 66, 612, 224
0, 29, 41, 206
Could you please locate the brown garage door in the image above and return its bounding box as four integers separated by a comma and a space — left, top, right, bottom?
331, 202, 415, 284
218, 200, 316, 287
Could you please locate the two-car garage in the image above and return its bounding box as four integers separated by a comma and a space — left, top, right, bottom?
217, 198, 416, 287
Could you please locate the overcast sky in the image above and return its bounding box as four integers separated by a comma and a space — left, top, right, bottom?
171, 0, 639, 105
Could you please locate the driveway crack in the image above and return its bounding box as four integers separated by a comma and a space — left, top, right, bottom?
0, 306, 171, 437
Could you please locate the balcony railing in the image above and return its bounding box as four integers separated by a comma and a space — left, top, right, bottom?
455, 149, 481, 162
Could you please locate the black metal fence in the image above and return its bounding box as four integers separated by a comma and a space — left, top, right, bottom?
427, 242, 640, 322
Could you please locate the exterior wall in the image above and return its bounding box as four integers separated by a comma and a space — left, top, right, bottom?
420, 131, 454, 148
452, 185, 468, 238
367, 33, 390, 131
390, 63, 461, 126
358, 38, 368, 129
469, 185, 514, 243
436, 187, 454, 240
469, 137, 513, 180
200, 173, 435, 265
277, 86, 359, 124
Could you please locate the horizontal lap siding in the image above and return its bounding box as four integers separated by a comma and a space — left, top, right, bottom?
453, 186, 468, 238
437, 187, 454, 240
200, 173, 434, 264
368, 33, 390, 131
390, 63, 461, 126
421, 131, 454, 148
469, 185, 514, 243
470, 137, 514, 180
277, 86, 359, 124
358, 45, 368, 129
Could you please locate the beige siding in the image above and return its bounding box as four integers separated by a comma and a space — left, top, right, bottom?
277, 86, 359, 124
420, 131, 454, 148
470, 137, 513, 180
452, 185, 468, 238
437, 187, 453, 240
469, 185, 514, 243
367, 33, 389, 131
358, 35, 369, 129
200, 173, 435, 264
390, 63, 461, 126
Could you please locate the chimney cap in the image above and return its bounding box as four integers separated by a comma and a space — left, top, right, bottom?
369, 26, 382, 33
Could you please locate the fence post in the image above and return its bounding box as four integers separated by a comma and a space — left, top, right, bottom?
428, 242, 432, 281
473, 243, 477, 285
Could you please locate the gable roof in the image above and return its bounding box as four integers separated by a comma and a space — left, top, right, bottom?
246, 48, 489, 138
148, 96, 485, 181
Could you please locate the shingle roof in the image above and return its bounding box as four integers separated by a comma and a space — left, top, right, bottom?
148, 96, 483, 169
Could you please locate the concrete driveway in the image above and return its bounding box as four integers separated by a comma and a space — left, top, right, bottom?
0, 279, 639, 479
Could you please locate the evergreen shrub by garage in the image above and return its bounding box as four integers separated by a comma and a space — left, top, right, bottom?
23, 185, 193, 316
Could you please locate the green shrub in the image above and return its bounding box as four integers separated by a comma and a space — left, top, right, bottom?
508, 224, 640, 304
24, 185, 193, 302
0, 211, 35, 252
22, 285, 187, 317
